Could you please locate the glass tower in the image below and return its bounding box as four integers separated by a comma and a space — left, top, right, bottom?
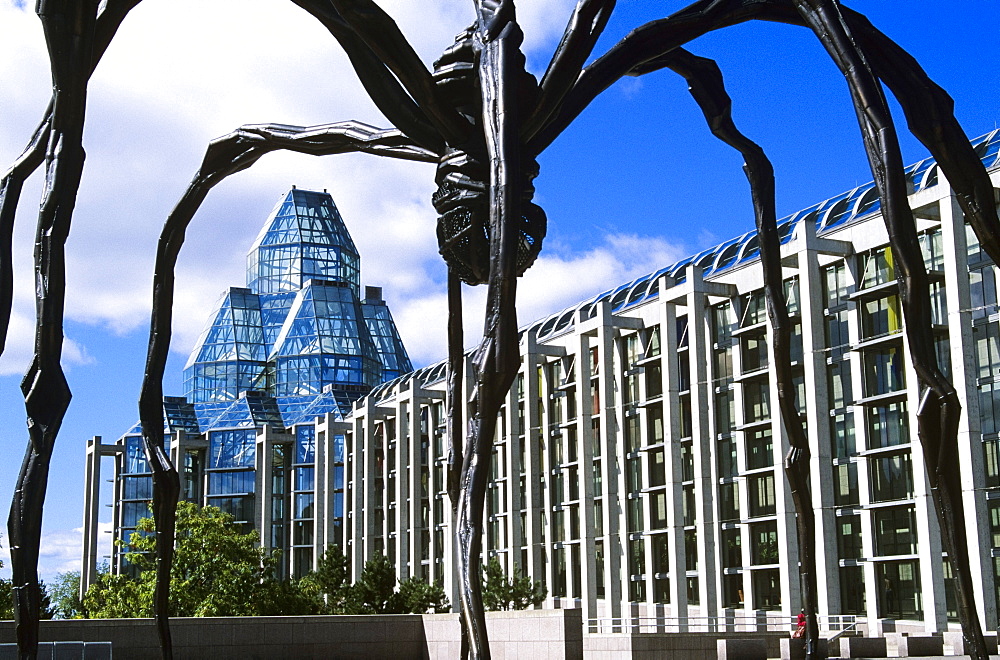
114, 187, 411, 575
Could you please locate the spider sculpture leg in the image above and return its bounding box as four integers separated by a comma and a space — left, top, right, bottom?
0, 0, 140, 356
138, 121, 434, 655
446, 6, 527, 659
2, 7, 143, 655
649, 47, 823, 655
7, 3, 99, 658
787, 3, 987, 657
532, 2, 995, 654
444, 268, 470, 660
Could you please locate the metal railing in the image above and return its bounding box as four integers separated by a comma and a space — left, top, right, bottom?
584, 614, 865, 636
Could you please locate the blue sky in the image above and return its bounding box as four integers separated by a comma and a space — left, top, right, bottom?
0, 0, 997, 579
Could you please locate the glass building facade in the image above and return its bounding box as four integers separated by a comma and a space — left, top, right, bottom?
88, 187, 411, 581
85, 132, 1000, 635
332, 131, 1000, 633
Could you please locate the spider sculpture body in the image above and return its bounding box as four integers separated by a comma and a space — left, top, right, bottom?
3, 1, 998, 660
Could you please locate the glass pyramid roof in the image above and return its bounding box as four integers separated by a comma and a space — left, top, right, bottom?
278, 390, 352, 427
247, 188, 360, 295
362, 297, 412, 382
183, 288, 267, 403
127, 186, 411, 439
270, 280, 382, 397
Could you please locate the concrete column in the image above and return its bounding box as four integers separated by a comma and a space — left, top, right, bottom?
595, 301, 625, 624
81, 436, 123, 599
939, 189, 997, 628
256, 427, 276, 554
523, 330, 546, 595
659, 286, 689, 624
577, 324, 600, 627
686, 265, 720, 622
399, 395, 413, 578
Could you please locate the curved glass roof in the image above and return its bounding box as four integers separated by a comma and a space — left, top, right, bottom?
509, 129, 1000, 344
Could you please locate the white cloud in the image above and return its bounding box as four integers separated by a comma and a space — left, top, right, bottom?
0, 522, 110, 581
392, 232, 688, 367
0, 0, 675, 377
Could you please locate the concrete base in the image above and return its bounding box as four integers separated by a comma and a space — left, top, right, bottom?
0, 610, 583, 660
896, 635, 944, 657
717, 638, 768, 660
840, 636, 887, 658
780, 637, 828, 660
943, 632, 1000, 656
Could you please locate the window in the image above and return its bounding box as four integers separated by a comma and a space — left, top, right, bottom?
648, 404, 665, 444
752, 569, 781, 611
744, 381, 770, 423
650, 491, 668, 530
861, 295, 902, 339
718, 437, 738, 479
746, 428, 773, 470
649, 448, 666, 487
980, 382, 1000, 436
874, 505, 918, 556
719, 482, 740, 522
750, 521, 778, 565
970, 265, 998, 318
869, 453, 915, 503
920, 230, 944, 271
985, 439, 1000, 489
833, 462, 860, 506
828, 361, 852, 410
976, 322, 1000, 380
715, 346, 734, 382
651, 533, 670, 574
682, 485, 696, 526
867, 401, 909, 449
877, 559, 922, 619
741, 290, 767, 327
837, 514, 863, 559
629, 538, 646, 578
840, 565, 866, 614
860, 246, 895, 289
716, 390, 735, 433
713, 302, 733, 344
723, 574, 744, 608
864, 346, 906, 396
722, 528, 742, 568
742, 333, 768, 372
831, 412, 856, 458
824, 262, 850, 308
749, 473, 776, 517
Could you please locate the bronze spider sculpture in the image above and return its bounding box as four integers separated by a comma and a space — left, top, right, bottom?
3, 0, 998, 659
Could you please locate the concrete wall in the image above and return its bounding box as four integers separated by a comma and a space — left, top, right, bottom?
0, 609, 583, 660
584, 631, 788, 660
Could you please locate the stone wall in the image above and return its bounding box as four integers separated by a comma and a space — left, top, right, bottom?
0, 609, 583, 660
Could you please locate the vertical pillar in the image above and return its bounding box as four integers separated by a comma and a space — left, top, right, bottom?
660, 286, 689, 625
940, 189, 997, 628
595, 301, 624, 624
686, 265, 720, 622
81, 436, 116, 599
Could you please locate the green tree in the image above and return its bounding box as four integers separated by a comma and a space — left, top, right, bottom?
397, 575, 450, 614
83, 502, 315, 618
0, 555, 54, 620
481, 557, 546, 611
1, 559, 11, 620
48, 570, 83, 619
301, 548, 449, 614
299, 545, 352, 614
